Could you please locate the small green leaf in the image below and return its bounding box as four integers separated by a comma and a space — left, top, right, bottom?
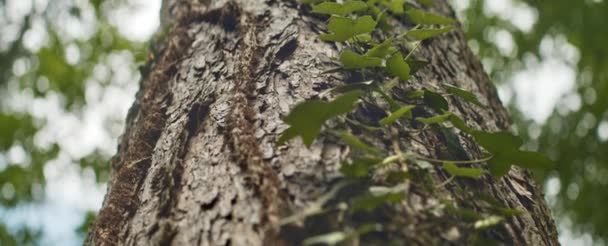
471, 131, 523, 154
416, 112, 452, 126
474, 215, 504, 229
406, 26, 453, 40
320, 15, 377, 42
407, 59, 429, 74
447, 114, 473, 133
406, 9, 454, 25
444, 84, 484, 107
312, 1, 368, 16
365, 38, 397, 58
385, 52, 411, 81
339, 131, 382, 156
442, 162, 485, 178
340, 50, 383, 69
352, 192, 404, 212
380, 105, 415, 125
380, 0, 405, 14
340, 158, 382, 178
279, 91, 362, 146
423, 89, 449, 111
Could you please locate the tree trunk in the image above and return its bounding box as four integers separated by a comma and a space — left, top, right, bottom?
87, 0, 559, 245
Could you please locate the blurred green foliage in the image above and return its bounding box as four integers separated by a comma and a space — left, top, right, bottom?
0, 0, 146, 244
1, 0, 608, 244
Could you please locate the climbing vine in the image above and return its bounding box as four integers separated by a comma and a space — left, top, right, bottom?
278, 0, 552, 244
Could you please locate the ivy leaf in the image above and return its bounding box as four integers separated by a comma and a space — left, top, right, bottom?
407, 59, 429, 74
504, 150, 553, 169
385, 52, 411, 81
448, 114, 473, 133
423, 89, 449, 111
279, 90, 362, 146
320, 15, 377, 42
380, 0, 405, 14
340, 50, 383, 69
444, 84, 484, 107
406, 9, 454, 25
365, 38, 397, 58
406, 26, 453, 40
471, 131, 523, 154
380, 105, 415, 125
339, 131, 383, 156
312, 1, 368, 16
340, 158, 382, 178
416, 112, 452, 126
352, 192, 404, 212
443, 162, 485, 178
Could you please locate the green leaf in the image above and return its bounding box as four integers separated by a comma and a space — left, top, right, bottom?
365, 38, 397, 58
416, 112, 452, 126
505, 150, 553, 169
380, 105, 415, 125
443, 162, 485, 178
415, 0, 433, 6
279, 91, 362, 146
406, 9, 455, 25
444, 84, 484, 107
487, 153, 513, 177
471, 131, 523, 154
320, 15, 377, 42
312, 1, 368, 16
407, 59, 429, 74
423, 89, 449, 111
448, 114, 473, 133
406, 26, 453, 40
339, 132, 382, 156
380, 0, 405, 14
340, 50, 383, 69
385, 52, 411, 81
352, 192, 404, 212
340, 158, 382, 178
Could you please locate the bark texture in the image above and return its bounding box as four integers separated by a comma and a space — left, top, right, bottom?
88, 0, 559, 245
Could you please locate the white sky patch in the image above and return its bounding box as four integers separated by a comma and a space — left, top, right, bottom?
109, 0, 162, 42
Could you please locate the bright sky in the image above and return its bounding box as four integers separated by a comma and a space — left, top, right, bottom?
0, 0, 593, 245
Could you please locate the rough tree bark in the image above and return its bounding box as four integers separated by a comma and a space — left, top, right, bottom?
87, 0, 559, 245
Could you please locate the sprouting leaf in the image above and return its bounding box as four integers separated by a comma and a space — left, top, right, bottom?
423, 89, 449, 111
380, 105, 415, 125
406, 26, 454, 40
339, 131, 383, 156
471, 131, 523, 154
444, 84, 484, 107
320, 15, 377, 42
365, 38, 397, 58
416, 112, 452, 126
385, 52, 411, 81
279, 90, 362, 146
442, 162, 485, 178
312, 1, 368, 16
340, 157, 382, 178
474, 215, 504, 229
340, 50, 383, 69
406, 9, 455, 25
380, 0, 405, 14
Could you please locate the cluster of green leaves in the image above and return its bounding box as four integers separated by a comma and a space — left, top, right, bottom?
279, 0, 552, 244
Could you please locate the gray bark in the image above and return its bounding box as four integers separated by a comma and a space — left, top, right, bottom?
87, 0, 559, 245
